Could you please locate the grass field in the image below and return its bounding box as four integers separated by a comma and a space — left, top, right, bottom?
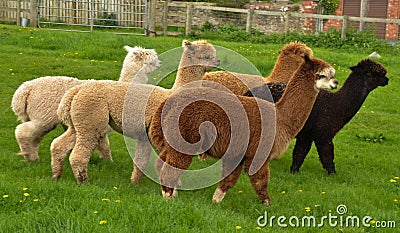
0, 25, 399, 232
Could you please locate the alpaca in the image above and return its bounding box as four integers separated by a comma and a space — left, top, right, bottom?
11, 45, 161, 162
290, 59, 388, 174
50, 40, 220, 184
202, 42, 313, 96
147, 55, 338, 205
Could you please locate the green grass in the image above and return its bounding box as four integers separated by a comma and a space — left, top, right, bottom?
0, 24, 399, 232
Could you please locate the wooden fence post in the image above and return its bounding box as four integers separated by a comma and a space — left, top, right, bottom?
30, 0, 37, 27
16, 0, 21, 26
162, 1, 168, 35
284, 13, 290, 35
185, 3, 193, 36
246, 9, 254, 34
148, 0, 156, 37
341, 15, 348, 40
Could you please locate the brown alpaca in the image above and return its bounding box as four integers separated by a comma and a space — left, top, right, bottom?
50, 40, 220, 184
148, 55, 338, 205
202, 42, 313, 95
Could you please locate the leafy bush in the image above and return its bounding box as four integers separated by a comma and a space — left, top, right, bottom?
94, 12, 118, 26
193, 25, 400, 54
215, 0, 250, 8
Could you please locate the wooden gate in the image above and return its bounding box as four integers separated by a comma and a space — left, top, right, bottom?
37, 0, 148, 35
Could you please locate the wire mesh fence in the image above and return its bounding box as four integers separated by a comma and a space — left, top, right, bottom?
37, 0, 147, 35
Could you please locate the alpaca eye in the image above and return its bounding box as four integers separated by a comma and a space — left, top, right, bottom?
318, 74, 327, 79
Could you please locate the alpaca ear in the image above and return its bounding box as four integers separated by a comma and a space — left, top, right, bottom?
182, 40, 192, 47
124, 45, 133, 52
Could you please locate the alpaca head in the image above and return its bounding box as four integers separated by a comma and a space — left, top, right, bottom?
350, 59, 389, 91
180, 40, 220, 71
301, 55, 338, 90
123, 45, 162, 75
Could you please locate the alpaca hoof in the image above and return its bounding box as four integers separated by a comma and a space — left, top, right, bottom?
52, 175, 60, 181
198, 154, 210, 161
290, 168, 299, 174
162, 190, 176, 200
327, 171, 336, 175
212, 188, 226, 203
262, 199, 271, 206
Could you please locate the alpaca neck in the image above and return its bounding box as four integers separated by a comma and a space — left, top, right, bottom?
334, 72, 369, 121
119, 62, 143, 82
264, 56, 301, 82
275, 69, 319, 142
171, 65, 206, 91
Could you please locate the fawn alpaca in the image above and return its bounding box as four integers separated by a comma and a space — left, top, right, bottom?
50, 40, 220, 183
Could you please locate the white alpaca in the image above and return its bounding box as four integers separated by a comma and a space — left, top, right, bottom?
50, 40, 220, 184
11, 46, 161, 162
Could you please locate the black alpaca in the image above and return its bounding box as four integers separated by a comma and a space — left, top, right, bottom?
291, 59, 388, 174
245, 59, 388, 174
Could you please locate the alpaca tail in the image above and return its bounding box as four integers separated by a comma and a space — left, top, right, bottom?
57, 85, 82, 126
147, 101, 168, 153
11, 82, 32, 122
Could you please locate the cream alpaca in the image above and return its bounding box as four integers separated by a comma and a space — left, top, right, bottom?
50, 40, 220, 183
11, 46, 160, 162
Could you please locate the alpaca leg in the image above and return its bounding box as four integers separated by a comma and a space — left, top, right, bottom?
131, 139, 152, 184
315, 140, 336, 175
69, 135, 98, 184
160, 148, 192, 199
96, 135, 113, 161
15, 121, 53, 162
290, 136, 313, 174
50, 128, 76, 181
247, 161, 271, 205
212, 161, 243, 203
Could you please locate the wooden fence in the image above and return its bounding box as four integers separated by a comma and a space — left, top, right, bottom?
1, 0, 400, 40
147, 1, 400, 40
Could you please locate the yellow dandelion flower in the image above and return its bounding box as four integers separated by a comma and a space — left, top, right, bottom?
94, 211, 98, 214
370, 220, 376, 225
238, 191, 243, 194
99, 220, 107, 225
101, 198, 110, 202
256, 226, 261, 230
113, 186, 118, 190
19, 52, 23, 55
328, 210, 332, 213
390, 179, 397, 183
115, 200, 121, 203
394, 177, 399, 180
9, 69, 13, 72
235, 225, 242, 230
19, 200, 23, 203
281, 191, 286, 195
11, 73, 14, 76
22, 187, 28, 191
298, 189, 303, 193
23, 193, 29, 197
2, 195, 9, 199
362, 105, 366, 108
90, 59, 95, 62
314, 204, 321, 207
393, 199, 398, 203
29, 36, 34, 39
370, 111, 374, 114
305, 207, 311, 212
321, 191, 326, 195
33, 199, 39, 202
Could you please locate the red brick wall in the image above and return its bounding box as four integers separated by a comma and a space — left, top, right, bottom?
386, 0, 399, 40
302, 0, 399, 40
302, 0, 318, 33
